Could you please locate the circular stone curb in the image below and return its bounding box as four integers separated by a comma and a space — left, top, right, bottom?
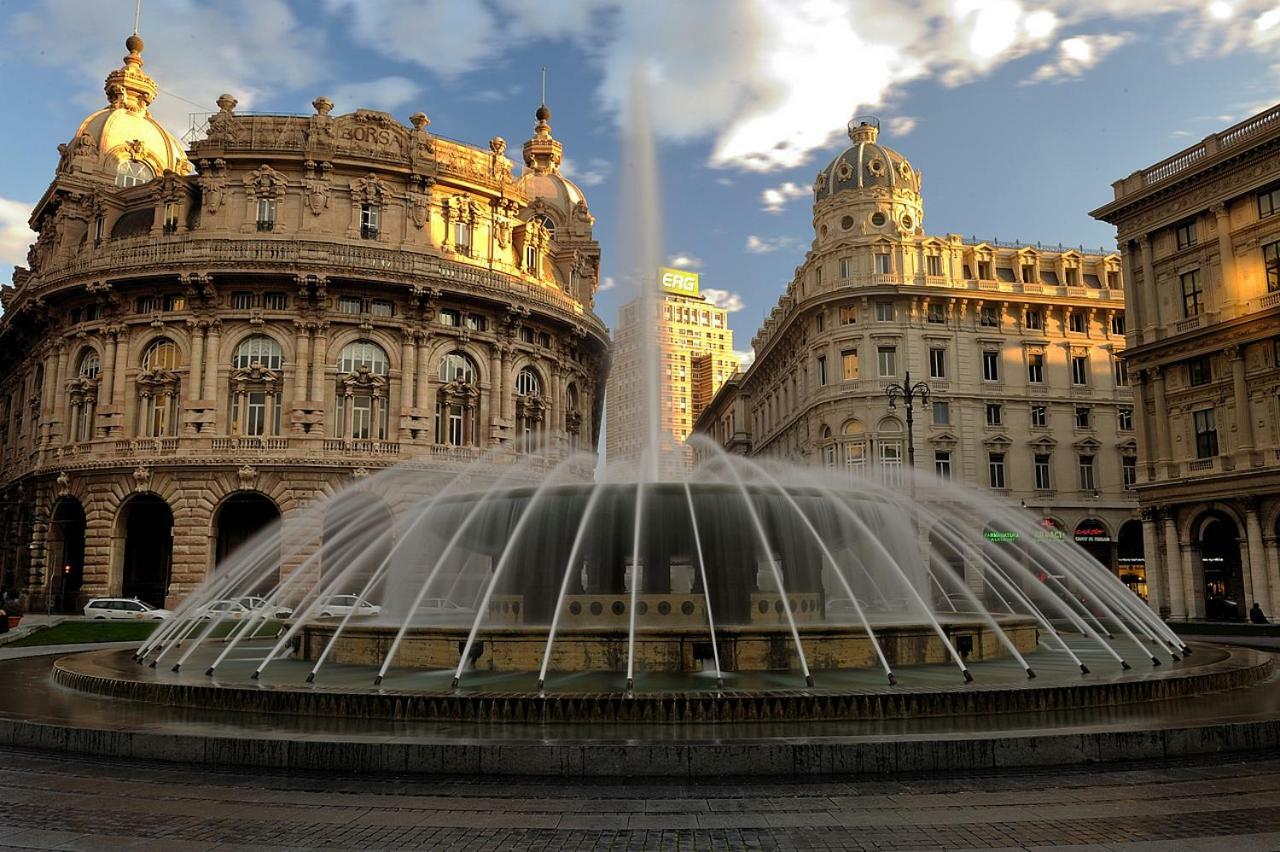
51, 643, 1274, 724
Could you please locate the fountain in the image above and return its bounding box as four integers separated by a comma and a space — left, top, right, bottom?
9, 69, 1279, 777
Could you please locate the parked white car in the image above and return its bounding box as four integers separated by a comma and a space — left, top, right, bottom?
234, 596, 294, 619
192, 600, 252, 620
416, 598, 472, 614
317, 595, 382, 618
84, 598, 172, 620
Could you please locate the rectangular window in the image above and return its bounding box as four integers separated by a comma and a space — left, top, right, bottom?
839, 257, 853, 279
263, 292, 288, 310
1111, 314, 1126, 335
934, 450, 952, 479
1118, 407, 1134, 431
1024, 309, 1043, 330
839, 304, 857, 325
465, 313, 487, 331
817, 356, 827, 386
1078, 454, 1096, 491
162, 294, 185, 312
1194, 408, 1219, 458
932, 400, 950, 425
1074, 406, 1091, 429
982, 350, 1000, 381
1264, 241, 1280, 292
1034, 453, 1052, 490
359, 203, 380, 239
1175, 219, 1197, 249
877, 346, 897, 378
875, 253, 891, 274
1106, 269, 1120, 289
980, 305, 999, 327
1188, 355, 1212, 386
1031, 404, 1047, 427
520, 326, 535, 344
1071, 354, 1088, 385
841, 349, 858, 381
439, 308, 460, 326
136, 295, 159, 313
1180, 269, 1203, 317
163, 202, 179, 234
231, 291, 254, 310
927, 303, 945, 324
338, 296, 362, 315
538, 331, 551, 348
1066, 267, 1080, 286
94, 215, 104, 243
815, 312, 825, 333
988, 453, 1006, 489
1122, 455, 1137, 488
977, 260, 992, 280
1259, 187, 1280, 218
875, 301, 895, 321
985, 403, 1002, 426
928, 347, 946, 379
256, 197, 276, 231
1027, 353, 1044, 384
1021, 263, 1037, 283
454, 220, 471, 254
1069, 312, 1086, 333
1114, 359, 1129, 386
926, 255, 942, 276
524, 243, 539, 274
370, 300, 394, 318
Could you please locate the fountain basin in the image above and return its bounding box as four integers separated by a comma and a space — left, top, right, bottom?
301, 615, 1039, 673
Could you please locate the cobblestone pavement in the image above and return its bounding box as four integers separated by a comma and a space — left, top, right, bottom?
0, 746, 1278, 851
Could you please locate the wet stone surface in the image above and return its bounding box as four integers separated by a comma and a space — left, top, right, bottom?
0, 746, 1279, 850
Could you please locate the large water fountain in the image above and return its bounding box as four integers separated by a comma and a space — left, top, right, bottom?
12, 72, 1279, 775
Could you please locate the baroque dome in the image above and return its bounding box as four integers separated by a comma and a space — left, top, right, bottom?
517, 104, 588, 221
61, 35, 190, 182
815, 118, 919, 202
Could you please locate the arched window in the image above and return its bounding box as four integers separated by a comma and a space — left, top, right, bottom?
876, 417, 903, 487
514, 366, 545, 453
841, 419, 866, 477
230, 336, 285, 437
78, 351, 100, 380
820, 425, 835, 469
232, 335, 283, 370
533, 213, 555, 238
67, 350, 102, 443
115, 160, 154, 188
436, 351, 480, 447
565, 382, 581, 453
335, 341, 389, 441
138, 339, 181, 437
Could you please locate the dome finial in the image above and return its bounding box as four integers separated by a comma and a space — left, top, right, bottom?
848, 114, 879, 143
524, 67, 561, 174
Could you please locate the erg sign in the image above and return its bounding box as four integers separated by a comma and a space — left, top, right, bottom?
659, 267, 700, 297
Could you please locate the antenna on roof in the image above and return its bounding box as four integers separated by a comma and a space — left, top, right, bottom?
540, 66, 547, 106
134, 0, 142, 35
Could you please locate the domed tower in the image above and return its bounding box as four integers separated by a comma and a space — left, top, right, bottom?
812, 117, 922, 244
516, 103, 601, 308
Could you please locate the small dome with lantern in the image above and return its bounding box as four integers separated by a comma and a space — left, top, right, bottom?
815, 117, 920, 202
516, 103, 591, 230
59, 34, 190, 187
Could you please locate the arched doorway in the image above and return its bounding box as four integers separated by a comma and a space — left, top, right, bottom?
213, 492, 282, 596
1073, 518, 1112, 572
47, 498, 86, 613
1116, 520, 1146, 600
118, 494, 173, 607
1199, 515, 1244, 621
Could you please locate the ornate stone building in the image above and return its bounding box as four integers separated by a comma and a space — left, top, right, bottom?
694, 119, 1143, 592
1092, 103, 1280, 622
0, 35, 609, 611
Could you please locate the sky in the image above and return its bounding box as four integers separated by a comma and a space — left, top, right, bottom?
1, 0, 1278, 366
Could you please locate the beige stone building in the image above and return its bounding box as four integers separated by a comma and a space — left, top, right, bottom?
695, 119, 1144, 593
1092, 103, 1280, 622
0, 34, 609, 611
606, 281, 738, 466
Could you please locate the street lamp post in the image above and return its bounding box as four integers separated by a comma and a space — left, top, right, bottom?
886, 370, 931, 495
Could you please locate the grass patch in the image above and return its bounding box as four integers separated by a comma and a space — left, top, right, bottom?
7, 618, 282, 647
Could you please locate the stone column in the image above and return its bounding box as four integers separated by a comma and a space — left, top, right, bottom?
1228, 344, 1254, 453
111, 331, 129, 436
1132, 374, 1153, 483
1266, 535, 1280, 617
201, 322, 221, 400
1213, 203, 1236, 302
1138, 235, 1159, 335
1183, 543, 1204, 620
1140, 508, 1164, 617
1149, 366, 1171, 466
99, 330, 117, 406
417, 332, 433, 439
309, 323, 328, 403
188, 322, 206, 400
342, 389, 354, 441
1245, 499, 1270, 611
293, 322, 311, 404
488, 347, 503, 438
68, 400, 82, 444
39, 349, 57, 447
401, 334, 417, 418
1162, 510, 1185, 619
500, 346, 514, 423
52, 345, 69, 438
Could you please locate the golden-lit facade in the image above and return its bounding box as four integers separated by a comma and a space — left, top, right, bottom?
695, 119, 1144, 587
606, 288, 738, 466
0, 35, 609, 610
1092, 103, 1280, 622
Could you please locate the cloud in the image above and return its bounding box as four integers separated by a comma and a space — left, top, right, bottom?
323, 0, 499, 78
760, 181, 810, 213
702, 288, 745, 312
12, 0, 323, 132
599, 276, 617, 291
560, 157, 611, 187
886, 116, 918, 136
733, 348, 756, 369
666, 253, 703, 270
0, 198, 35, 281
745, 234, 801, 254
330, 77, 421, 114
1025, 33, 1128, 83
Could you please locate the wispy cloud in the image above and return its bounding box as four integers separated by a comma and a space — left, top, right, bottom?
886, 116, 918, 136
702, 288, 745, 312
745, 234, 801, 254
560, 157, 611, 187
760, 181, 810, 213
331, 76, 421, 114
733, 348, 756, 369
0, 197, 35, 283
666, 252, 703, 270
599, 276, 617, 291
1025, 34, 1127, 84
